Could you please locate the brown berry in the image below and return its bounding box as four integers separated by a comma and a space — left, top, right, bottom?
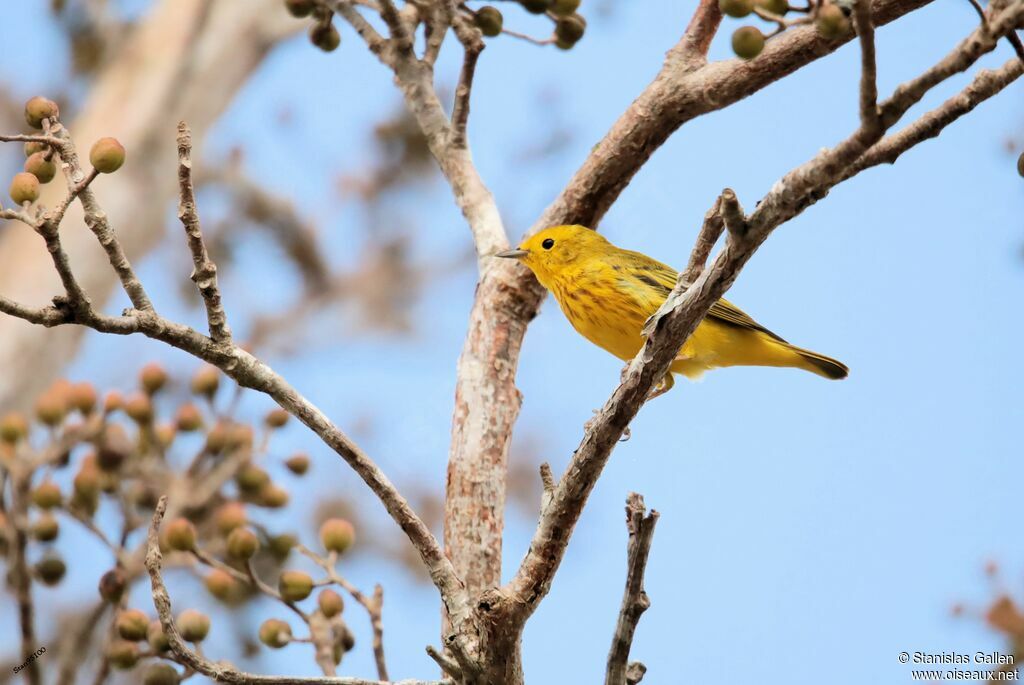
554, 15, 586, 49
285, 453, 310, 475
155, 423, 176, 448
258, 618, 292, 648
236, 464, 270, 493
215, 501, 247, 535
116, 609, 150, 641
719, 0, 754, 17
310, 23, 341, 52
34, 556, 66, 585
278, 570, 314, 602
32, 513, 60, 542
731, 26, 765, 60
99, 568, 127, 603
191, 366, 220, 398
318, 589, 344, 618
139, 363, 168, 394
89, 137, 126, 174
74, 464, 101, 499
104, 391, 124, 413
35, 388, 69, 426
24, 141, 47, 157
175, 403, 203, 432
259, 483, 289, 509
226, 424, 254, 451
69, 382, 98, 414
177, 609, 211, 642
24, 152, 57, 184
1017, 151, 1023, 178
227, 527, 259, 560
550, 0, 580, 15
320, 518, 355, 554
520, 0, 551, 13
815, 3, 850, 39
124, 393, 153, 424
147, 620, 170, 652
143, 663, 180, 685
265, 408, 290, 428
756, 0, 789, 15
284, 0, 314, 17
340, 625, 356, 652
474, 6, 503, 37
32, 481, 62, 509
1, 413, 29, 443
106, 640, 139, 669
24, 96, 59, 129
204, 569, 238, 601
9, 172, 40, 205
164, 518, 197, 552
268, 533, 297, 561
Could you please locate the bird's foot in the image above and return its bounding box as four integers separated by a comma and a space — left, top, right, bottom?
645, 372, 675, 401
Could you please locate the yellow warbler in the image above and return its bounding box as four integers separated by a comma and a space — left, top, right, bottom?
497, 225, 847, 393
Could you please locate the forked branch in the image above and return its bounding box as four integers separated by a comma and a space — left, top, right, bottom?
605, 494, 659, 685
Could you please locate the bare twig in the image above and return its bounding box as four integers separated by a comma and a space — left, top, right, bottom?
606, 494, 659, 685
177, 121, 232, 344
718, 188, 747, 239
48, 124, 154, 312
451, 40, 483, 148
679, 196, 724, 286
295, 543, 390, 680
853, 0, 880, 128
7, 468, 40, 685
842, 57, 1024, 177
676, 0, 724, 67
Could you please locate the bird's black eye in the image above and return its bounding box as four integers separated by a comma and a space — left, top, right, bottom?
542, 238, 555, 250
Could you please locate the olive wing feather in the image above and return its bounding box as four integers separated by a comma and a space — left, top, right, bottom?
615, 249, 788, 343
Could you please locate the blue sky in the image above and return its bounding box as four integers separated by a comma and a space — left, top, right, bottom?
2, 2, 1023, 684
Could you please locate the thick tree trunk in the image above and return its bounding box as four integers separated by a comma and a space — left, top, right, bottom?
0, 0, 297, 410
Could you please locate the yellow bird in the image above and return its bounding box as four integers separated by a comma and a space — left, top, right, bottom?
496, 225, 847, 394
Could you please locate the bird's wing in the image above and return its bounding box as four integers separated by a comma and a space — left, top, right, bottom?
616, 249, 788, 344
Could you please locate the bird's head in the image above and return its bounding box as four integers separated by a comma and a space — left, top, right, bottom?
494, 224, 609, 287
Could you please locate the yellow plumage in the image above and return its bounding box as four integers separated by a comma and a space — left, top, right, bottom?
496, 225, 847, 391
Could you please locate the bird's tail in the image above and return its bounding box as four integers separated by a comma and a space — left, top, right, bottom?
787, 344, 849, 380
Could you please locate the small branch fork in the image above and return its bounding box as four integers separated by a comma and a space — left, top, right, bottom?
177, 121, 231, 345
297, 543, 391, 681
145, 498, 448, 685
605, 494, 659, 685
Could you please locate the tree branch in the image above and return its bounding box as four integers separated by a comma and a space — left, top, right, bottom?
49, 123, 154, 312
177, 121, 232, 344
451, 39, 483, 148
677, 196, 725, 288
676, 0, 724, 67
605, 494, 658, 685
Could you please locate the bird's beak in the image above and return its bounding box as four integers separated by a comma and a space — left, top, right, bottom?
494, 248, 528, 259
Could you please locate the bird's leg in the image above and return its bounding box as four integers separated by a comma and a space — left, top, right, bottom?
645, 372, 675, 401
